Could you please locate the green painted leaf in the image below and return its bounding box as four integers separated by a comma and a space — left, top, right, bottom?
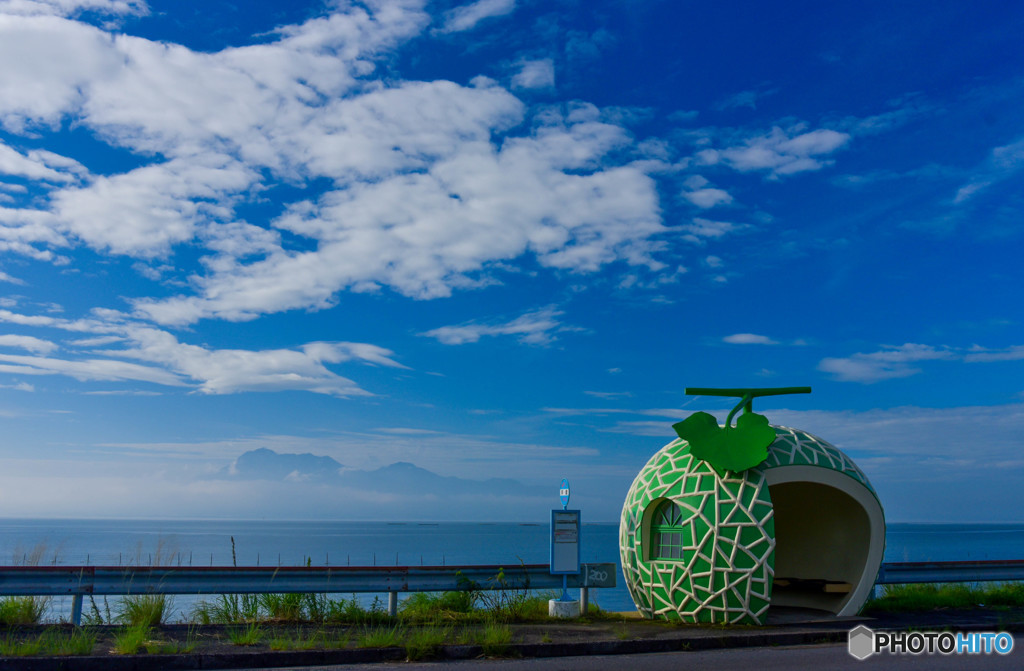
672, 411, 774, 475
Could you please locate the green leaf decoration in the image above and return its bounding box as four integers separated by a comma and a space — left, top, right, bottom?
671, 410, 775, 476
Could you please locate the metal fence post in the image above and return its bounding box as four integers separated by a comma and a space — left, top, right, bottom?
71, 594, 83, 627
580, 586, 589, 615
388, 591, 398, 617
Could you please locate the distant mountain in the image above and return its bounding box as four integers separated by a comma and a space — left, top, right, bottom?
221, 449, 545, 498
225, 447, 344, 481
339, 461, 544, 497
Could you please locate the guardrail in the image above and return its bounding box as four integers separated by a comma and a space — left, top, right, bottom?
0, 562, 617, 626
876, 559, 1024, 584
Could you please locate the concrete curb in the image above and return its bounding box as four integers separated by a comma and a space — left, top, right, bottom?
3, 617, 1022, 670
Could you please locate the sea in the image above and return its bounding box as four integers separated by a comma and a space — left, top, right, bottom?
2, 519, 1023, 622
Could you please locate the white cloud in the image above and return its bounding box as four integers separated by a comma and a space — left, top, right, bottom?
583, 390, 633, 399
0, 334, 58, 353
0, 308, 406, 396
722, 333, 778, 345
680, 217, 746, 244
134, 114, 664, 324
52, 156, 255, 257
0, 351, 184, 385
422, 306, 574, 346
683, 187, 733, 208
953, 136, 1024, 204
964, 345, 1024, 363
0, 143, 86, 182
439, 0, 515, 33
511, 59, 554, 90
818, 343, 956, 383
95, 327, 407, 396
700, 125, 850, 178
0, 0, 147, 17
0, 6, 670, 323
0, 270, 24, 284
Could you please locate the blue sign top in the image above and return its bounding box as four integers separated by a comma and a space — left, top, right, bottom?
559, 478, 570, 509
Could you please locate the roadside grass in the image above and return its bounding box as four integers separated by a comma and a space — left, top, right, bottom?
118, 594, 172, 627
404, 624, 451, 660
269, 627, 328, 651
228, 621, 264, 646
1, 544, 53, 625
144, 626, 198, 654
0, 628, 97, 657
0, 596, 48, 625
401, 591, 473, 620
192, 593, 262, 624
865, 583, 1024, 613
112, 623, 152, 655
356, 623, 405, 648
480, 622, 513, 656
456, 621, 513, 655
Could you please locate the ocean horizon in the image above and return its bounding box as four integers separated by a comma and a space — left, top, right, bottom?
2, 518, 1023, 620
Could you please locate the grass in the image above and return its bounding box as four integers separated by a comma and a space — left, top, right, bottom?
112, 623, 152, 655
0, 596, 48, 625
192, 593, 262, 624
866, 582, 1024, 613
401, 591, 473, 620
356, 623, 405, 648
118, 594, 172, 627
228, 622, 264, 646
259, 593, 305, 621
145, 629, 198, 655
269, 627, 322, 651
404, 624, 451, 660
480, 622, 513, 656
0, 629, 97, 657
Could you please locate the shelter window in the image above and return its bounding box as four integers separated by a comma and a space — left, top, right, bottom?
651, 500, 686, 560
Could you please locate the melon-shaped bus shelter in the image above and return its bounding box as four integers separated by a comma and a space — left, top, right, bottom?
619, 388, 885, 625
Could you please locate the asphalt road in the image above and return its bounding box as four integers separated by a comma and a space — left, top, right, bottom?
243, 642, 1021, 670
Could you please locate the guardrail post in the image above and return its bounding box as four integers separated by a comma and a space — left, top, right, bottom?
580, 586, 589, 615
388, 591, 398, 617
71, 594, 83, 627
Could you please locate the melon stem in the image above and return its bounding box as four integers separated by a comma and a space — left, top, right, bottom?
725, 392, 754, 428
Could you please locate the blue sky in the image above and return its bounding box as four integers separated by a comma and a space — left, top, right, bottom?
0, 0, 1022, 523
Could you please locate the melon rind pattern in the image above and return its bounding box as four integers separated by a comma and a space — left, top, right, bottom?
619, 424, 877, 624
619, 439, 775, 625
762, 425, 875, 494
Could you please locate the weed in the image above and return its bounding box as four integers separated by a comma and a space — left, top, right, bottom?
357, 623, 405, 648
480, 622, 513, 656
118, 594, 172, 627
228, 622, 263, 646
405, 624, 451, 660
45, 628, 97, 656
259, 593, 305, 621
143, 626, 198, 655
401, 591, 473, 620
0, 635, 44, 657
192, 593, 261, 624
540, 632, 552, 643
468, 566, 533, 621
268, 627, 326, 651
302, 593, 331, 622
614, 624, 631, 640
866, 582, 1024, 614
113, 623, 152, 655
324, 594, 390, 625
0, 596, 47, 625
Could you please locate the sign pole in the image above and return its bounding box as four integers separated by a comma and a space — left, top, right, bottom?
549, 478, 581, 617
561, 479, 568, 600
